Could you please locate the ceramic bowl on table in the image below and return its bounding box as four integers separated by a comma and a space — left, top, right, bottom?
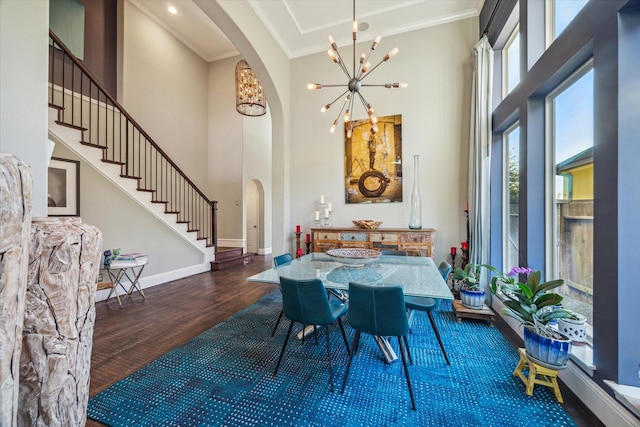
326, 248, 381, 267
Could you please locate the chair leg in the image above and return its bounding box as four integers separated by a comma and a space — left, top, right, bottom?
271, 309, 284, 337
325, 325, 334, 392
274, 320, 295, 377
427, 311, 450, 365
337, 317, 350, 354
313, 325, 319, 345
398, 336, 417, 411
340, 331, 361, 394
402, 335, 413, 365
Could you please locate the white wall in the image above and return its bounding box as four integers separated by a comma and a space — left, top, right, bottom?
207, 56, 272, 251
120, 0, 209, 192
0, 0, 49, 216
290, 18, 477, 262
196, 0, 291, 255
207, 57, 244, 245
243, 99, 272, 253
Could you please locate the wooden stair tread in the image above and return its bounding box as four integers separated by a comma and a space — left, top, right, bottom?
210, 248, 254, 271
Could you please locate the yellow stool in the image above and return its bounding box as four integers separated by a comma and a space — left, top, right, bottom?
513, 348, 563, 403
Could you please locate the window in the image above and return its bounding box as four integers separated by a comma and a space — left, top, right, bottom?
504, 124, 520, 271
504, 27, 520, 96
547, 63, 594, 328
547, 0, 589, 46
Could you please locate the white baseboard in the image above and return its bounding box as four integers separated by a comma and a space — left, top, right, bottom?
95, 263, 210, 302
257, 247, 272, 255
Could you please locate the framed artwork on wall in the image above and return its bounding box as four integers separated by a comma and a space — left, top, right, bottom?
344, 114, 403, 204
48, 157, 80, 216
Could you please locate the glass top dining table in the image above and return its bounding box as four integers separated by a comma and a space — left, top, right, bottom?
247, 252, 453, 300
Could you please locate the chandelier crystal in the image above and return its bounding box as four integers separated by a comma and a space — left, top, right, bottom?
236, 59, 267, 117
307, 0, 407, 137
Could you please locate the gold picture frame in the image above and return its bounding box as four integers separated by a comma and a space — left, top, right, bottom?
344, 114, 402, 204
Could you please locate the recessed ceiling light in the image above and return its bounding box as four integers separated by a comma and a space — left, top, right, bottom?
168, 6, 177, 15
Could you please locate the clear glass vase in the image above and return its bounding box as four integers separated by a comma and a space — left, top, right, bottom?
408, 154, 422, 229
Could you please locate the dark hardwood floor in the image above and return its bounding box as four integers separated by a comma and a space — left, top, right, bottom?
86, 254, 602, 426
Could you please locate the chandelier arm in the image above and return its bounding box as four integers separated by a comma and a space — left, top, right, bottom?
356, 48, 376, 79
352, 0, 357, 76
356, 91, 369, 109
346, 94, 355, 122
332, 49, 353, 78
358, 58, 387, 81
325, 89, 351, 109
333, 97, 350, 125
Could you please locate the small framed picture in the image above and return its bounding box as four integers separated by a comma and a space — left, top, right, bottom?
48, 157, 80, 216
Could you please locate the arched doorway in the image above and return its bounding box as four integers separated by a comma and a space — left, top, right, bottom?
246, 179, 264, 254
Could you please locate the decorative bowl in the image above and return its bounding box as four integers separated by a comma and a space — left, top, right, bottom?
352, 220, 383, 229
326, 248, 381, 267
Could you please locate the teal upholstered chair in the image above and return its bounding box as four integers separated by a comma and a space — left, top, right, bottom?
404, 260, 451, 365
273, 277, 350, 392
341, 281, 416, 411
271, 253, 293, 337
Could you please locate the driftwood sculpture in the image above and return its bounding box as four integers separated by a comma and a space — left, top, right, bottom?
0, 153, 33, 426
20, 218, 102, 427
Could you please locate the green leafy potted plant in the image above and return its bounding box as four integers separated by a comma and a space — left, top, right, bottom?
487, 265, 574, 368
451, 264, 485, 309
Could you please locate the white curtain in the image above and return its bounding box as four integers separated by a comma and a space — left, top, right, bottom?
468, 35, 493, 283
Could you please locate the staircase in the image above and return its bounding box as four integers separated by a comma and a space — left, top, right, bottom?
47, 30, 245, 269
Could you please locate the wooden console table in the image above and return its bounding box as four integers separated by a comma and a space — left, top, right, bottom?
311, 227, 435, 259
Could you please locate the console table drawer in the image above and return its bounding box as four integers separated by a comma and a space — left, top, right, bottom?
339, 241, 371, 249
399, 233, 433, 243
368, 232, 398, 243
314, 231, 340, 241
340, 232, 368, 242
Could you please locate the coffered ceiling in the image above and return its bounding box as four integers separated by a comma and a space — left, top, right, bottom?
131, 0, 484, 62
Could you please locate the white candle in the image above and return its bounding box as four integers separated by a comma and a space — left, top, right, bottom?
327, 202, 332, 211
320, 195, 325, 204
314, 211, 320, 221
324, 208, 329, 218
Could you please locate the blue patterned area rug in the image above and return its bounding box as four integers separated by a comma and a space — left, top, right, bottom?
88, 291, 576, 426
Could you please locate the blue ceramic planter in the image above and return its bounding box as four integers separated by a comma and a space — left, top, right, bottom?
523, 327, 572, 369
460, 288, 485, 309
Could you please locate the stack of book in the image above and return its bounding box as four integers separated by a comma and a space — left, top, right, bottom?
109, 252, 148, 268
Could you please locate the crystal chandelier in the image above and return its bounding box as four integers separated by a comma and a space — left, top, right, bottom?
307, 0, 407, 137
235, 59, 267, 116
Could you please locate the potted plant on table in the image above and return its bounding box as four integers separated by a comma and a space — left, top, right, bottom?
487, 265, 574, 368
451, 264, 486, 309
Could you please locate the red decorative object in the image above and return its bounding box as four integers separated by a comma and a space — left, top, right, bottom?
296, 248, 303, 258
305, 233, 310, 243
450, 247, 457, 255
461, 241, 469, 250
296, 225, 301, 233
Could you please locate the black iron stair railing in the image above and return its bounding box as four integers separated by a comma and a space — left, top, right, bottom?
48, 30, 217, 247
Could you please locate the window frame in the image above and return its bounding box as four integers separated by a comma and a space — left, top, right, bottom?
503, 122, 520, 272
